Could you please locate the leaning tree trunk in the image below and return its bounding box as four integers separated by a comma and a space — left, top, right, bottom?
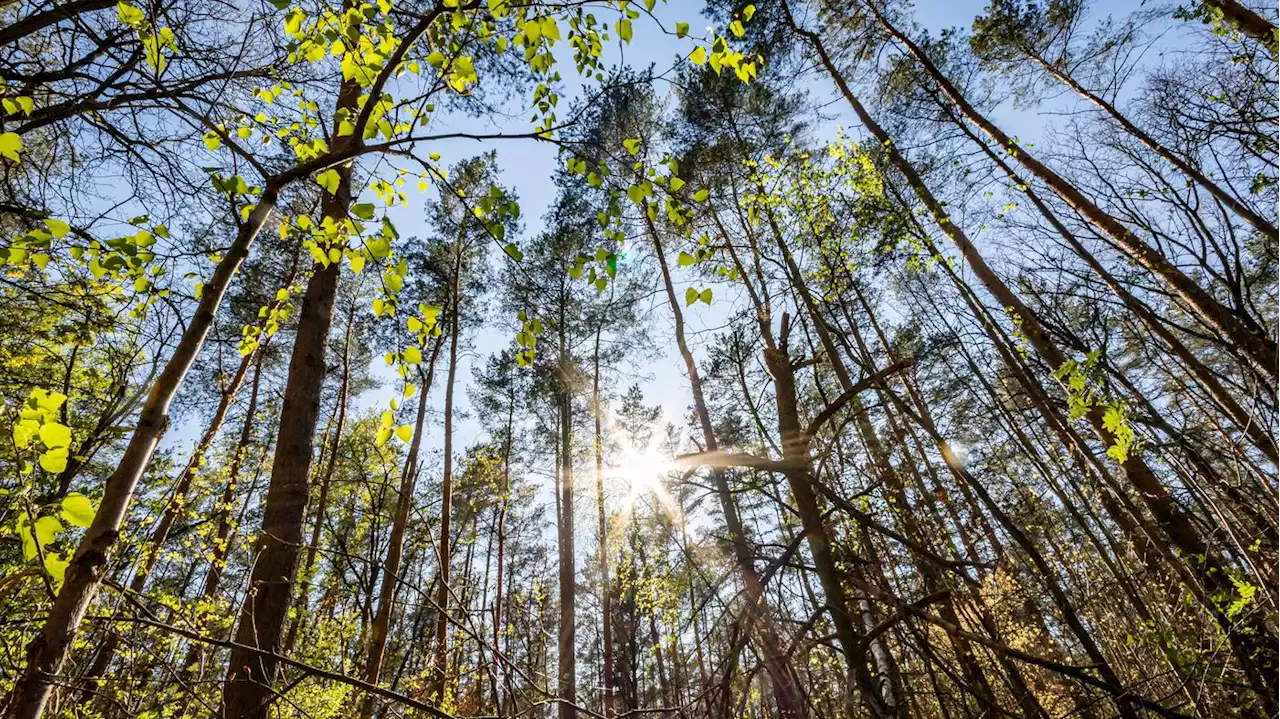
1202, 0, 1278, 52
4, 187, 279, 719
760, 335, 899, 719
865, 0, 1278, 385
786, 7, 1279, 704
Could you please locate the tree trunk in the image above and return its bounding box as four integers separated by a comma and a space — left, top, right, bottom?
430, 247, 465, 705
644, 216, 808, 718
592, 331, 615, 718
866, 0, 1278, 384
4, 187, 279, 719
788, 8, 1279, 701
557, 306, 577, 719
1203, 0, 1278, 52
362, 337, 443, 717
222, 73, 358, 717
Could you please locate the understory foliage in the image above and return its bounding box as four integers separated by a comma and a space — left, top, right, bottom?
0, 0, 1275, 717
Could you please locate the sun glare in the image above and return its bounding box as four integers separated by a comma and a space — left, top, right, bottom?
609, 445, 671, 500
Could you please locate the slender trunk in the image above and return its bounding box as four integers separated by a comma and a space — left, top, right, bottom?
868, 0, 1278, 382
362, 338, 443, 717
644, 216, 807, 718
761, 338, 897, 719
430, 249, 465, 704
789, 7, 1278, 701
557, 306, 577, 719
177, 351, 268, 676
4, 188, 278, 719
1032, 53, 1276, 236
592, 333, 615, 718
954, 107, 1277, 464
78, 344, 257, 692
493, 389, 515, 714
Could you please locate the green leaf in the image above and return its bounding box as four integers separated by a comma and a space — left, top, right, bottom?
44, 552, 69, 588
677, 251, 696, 267
403, 346, 423, 365
39, 423, 71, 449
692, 188, 709, 202
622, 138, 642, 155
627, 185, 647, 204
375, 427, 392, 447
685, 287, 698, 306
395, 424, 414, 443
690, 46, 706, 65
316, 169, 341, 195
116, 1, 144, 26
351, 203, 376, 220
0, 132, 23, 162
700, 288, 712, 305
44, 219, 70, 239
617, 18, 633, 42
503, 243, 524, 261
61, 493, 96, 528
203, 132, 221, 151
34, 515, 62, 551
669, 177, 685, 191
40, 448, 68, 473
675, 21, 689, 37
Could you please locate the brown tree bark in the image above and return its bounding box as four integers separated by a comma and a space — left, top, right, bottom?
556, 302, 577, 719
644, 217, 807, 718
785, 8, 1278, 702
1202, 0, 1279, 52
361, 337, 443, 717
865, 0, 1278, 385
4, 188, 279, 719
430, 245, 465, 705
221, 69, 359, 716
591, 329, 615, 718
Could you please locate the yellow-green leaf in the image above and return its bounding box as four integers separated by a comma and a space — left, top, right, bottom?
39, 422, 71, 449
40, 448, 68, 473
44, 553, 70, 588
0, 132, 23, 162
61, 493, 96, 528
117, 1, 144, 26
44, 219, 70, 238
316, 168, 340, 194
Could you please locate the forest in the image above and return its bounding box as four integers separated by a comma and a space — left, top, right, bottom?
0, 0, 1276, 717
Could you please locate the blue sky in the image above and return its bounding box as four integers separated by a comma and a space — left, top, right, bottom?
158, 0, 1166, 505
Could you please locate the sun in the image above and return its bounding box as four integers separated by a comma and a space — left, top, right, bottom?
608, 445, 671, 500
